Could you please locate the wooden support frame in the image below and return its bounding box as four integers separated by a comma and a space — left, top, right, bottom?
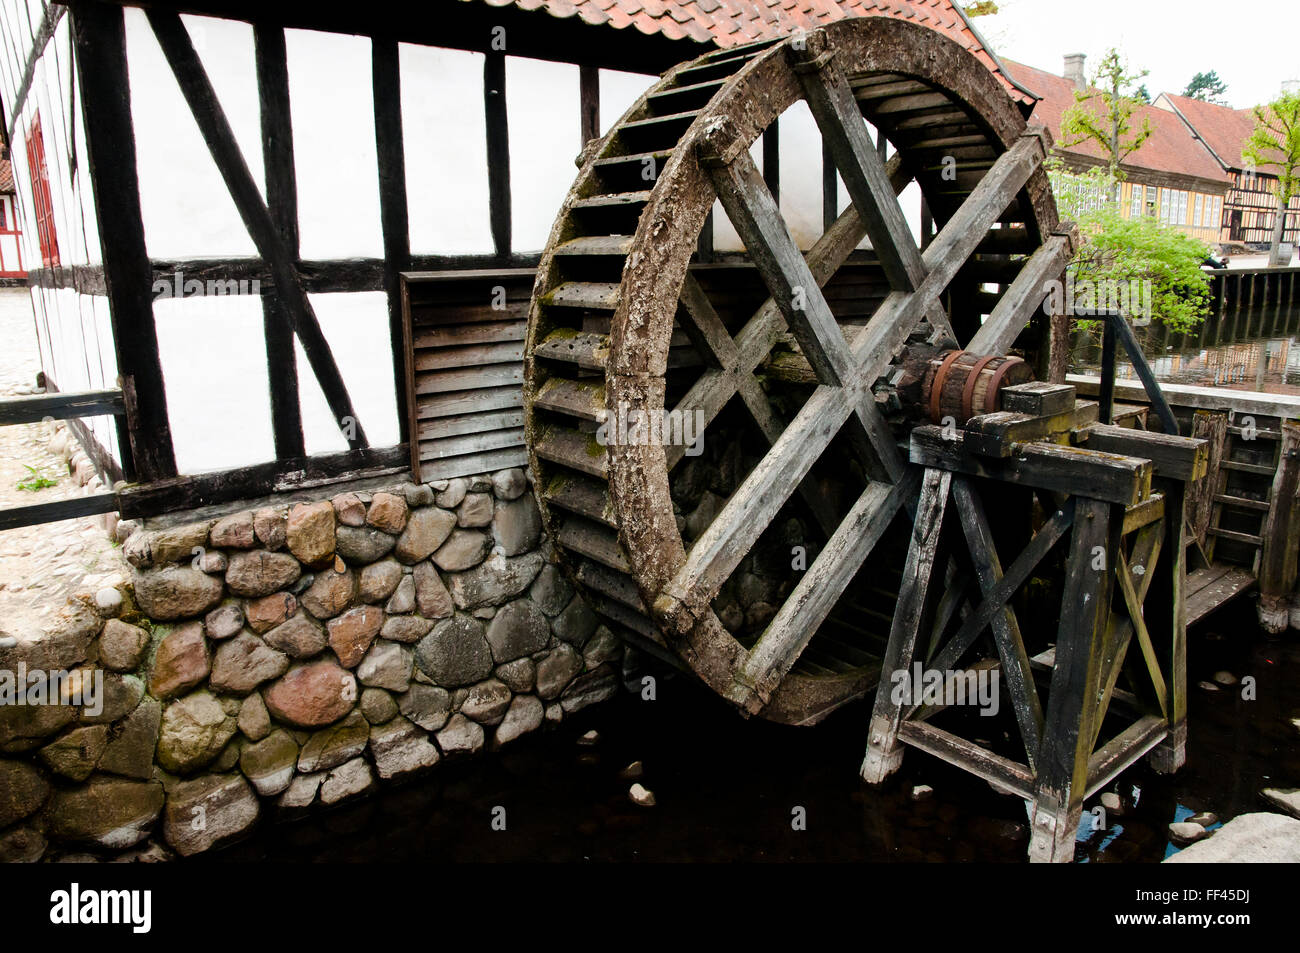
485, 49, 511, 258
864, 407, 1194, 862
253, 23, 305, 460
147, 9, 368, 450
70, 0, 174, 483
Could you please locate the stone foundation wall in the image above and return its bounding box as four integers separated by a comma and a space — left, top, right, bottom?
0, 468, 623, 861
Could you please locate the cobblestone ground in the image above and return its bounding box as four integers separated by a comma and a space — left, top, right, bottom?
0, 288, 126, 637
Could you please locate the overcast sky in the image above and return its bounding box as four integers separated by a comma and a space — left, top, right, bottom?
970, 0, 1299, 109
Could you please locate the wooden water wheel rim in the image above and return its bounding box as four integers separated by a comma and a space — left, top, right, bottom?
985, 355, 1027, 411
526, 16, 1069, 725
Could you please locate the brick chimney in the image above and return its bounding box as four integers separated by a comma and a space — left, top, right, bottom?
1063, 53, 1087, 90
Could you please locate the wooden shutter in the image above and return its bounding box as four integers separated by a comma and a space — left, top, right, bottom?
401, 269, 535, 483
24, 112, 60, 268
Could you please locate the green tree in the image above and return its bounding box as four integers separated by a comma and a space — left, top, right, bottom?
1051, 166, 1212, 333
1134, 84, 1152, 105
962, 1, 999, 15
1243, 91, 1300, 266
1181, 70, 1229, 105
1058, 49, 1153, 203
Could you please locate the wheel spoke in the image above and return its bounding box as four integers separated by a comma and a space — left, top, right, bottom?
792, 46, 954, 339
701, 141, 906, 481
965, 229, 1075, 356
729, 472, 917, 711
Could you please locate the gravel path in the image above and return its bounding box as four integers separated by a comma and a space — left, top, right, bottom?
0, 288, 126, 638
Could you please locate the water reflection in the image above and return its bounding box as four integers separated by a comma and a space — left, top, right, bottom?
1071, 305, 1300, 396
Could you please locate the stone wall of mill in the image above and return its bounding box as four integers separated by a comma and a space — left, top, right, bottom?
0, 467, 625, 860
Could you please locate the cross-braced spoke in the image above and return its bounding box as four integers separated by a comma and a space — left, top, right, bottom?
791, 46, 954, 340
665, 127, 1048, 616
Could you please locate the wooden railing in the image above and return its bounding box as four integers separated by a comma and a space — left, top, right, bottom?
0, 389, 124, 530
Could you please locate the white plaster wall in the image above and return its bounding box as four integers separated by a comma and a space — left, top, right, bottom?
507, 55, 581, 254
154, 293, 275, 473
126, 9, 261, 260
599, 67, 655, 135
401, 44, 493, 256
295, 292, 400, 457
287, 28, 383, 260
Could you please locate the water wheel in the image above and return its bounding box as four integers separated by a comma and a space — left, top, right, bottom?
525, 16, 1073, 725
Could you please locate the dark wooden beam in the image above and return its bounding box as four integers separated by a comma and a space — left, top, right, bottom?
762, 119, 779, 207
71, 1, 174, 483
147, 9, 368, 449
26, 264, 107, 294
0, 493, 120, 533
484, 49, 511, 258
254, 23, 305, 460
821, 139, 837, 233
373, 37, 411, 445
83, 0, 695, 74
0, 389, 124, 426
117, 444, 409, 520
146, 253, 542, 294
579, 65, 600, 147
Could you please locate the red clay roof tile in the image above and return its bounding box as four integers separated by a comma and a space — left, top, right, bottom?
1003, 59, 1229, 185
462, 0, 1032, 104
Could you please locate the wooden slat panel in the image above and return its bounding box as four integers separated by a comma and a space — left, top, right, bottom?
417, 426, 524, 461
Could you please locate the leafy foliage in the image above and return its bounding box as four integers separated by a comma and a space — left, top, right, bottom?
1058, 49, 1152, 194
962, 0, 1000, 16
16, 464, 58, 492
1243, 92, 1300, 208
1181, 70, 1229, 105
1244, 91, 1300, 265
1050, 165, 1212, 334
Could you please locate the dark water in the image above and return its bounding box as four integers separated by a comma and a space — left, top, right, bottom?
1071, 304, 1300, 396
203, 597, 1300, 863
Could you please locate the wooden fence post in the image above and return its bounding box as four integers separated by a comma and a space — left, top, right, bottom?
1257, 420, 1300, 633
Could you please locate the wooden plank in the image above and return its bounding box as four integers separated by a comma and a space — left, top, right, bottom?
533, 378, 605, 421
966, 233, 1074, 355
579, 64, 600, 147
0, 389, 124, 425
1085, 715, 1167, 799
414, 364, 523, 395
413, 322, 527, 349
71, 2, 173, 482
1076, 424, 1208, 481
484, 49, 510, 256
861, 468, 951, 783
1185, 566, 1256, 624
1029, 497, 1117, 863
952, 476, 1044, 766
1257, 420, 1300, 601
556, 516, 629, 572
117, 445, 408, 520
1115, 549, 1169, 718
1186, 410, 1228, 547
373, 36, 411, 445
730, 475, 912, 711
999, 382, 1076, 418
148, 10, 367, 449
794, 52, 952, 334
963, 406, 1087, 458
1105, 311, 1179, 435
910, 426, 1152, 506
418, 427, 523, 461
254, 24, 305, 461
534, 427, 607, 479
700, 144, 903, 481
897, 720, 1033, 800
412, 341, 524, 371
416, 385, 522, 420
416, 408, 524, 441
418, 446, 527, 484
545, 473, 615, 526
0, 493, 119, 532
